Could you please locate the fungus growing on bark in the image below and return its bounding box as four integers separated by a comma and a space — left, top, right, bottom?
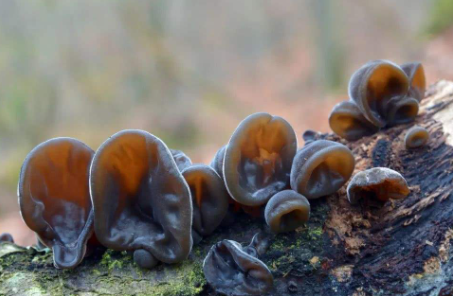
328, 100, 379, 141
171, 149, 192, 171
349, 60, 410, 128
290, 140, 355, 199
223, 112, 297, 206
203, 239, 274, 296
18, 138, 95, 269
181, 164, 229, 240
404, 126, 429, 149
0, 233, 14, 243
264, 190, 310, 233
401, 62, 426, 102
210, 145, 226, 179
89, 129, 193, 269
347, 167, 410, 204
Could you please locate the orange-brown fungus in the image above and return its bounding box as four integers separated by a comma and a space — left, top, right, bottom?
404, 126, 429, 149
223, 112, 297, 206
402, 62, 426, 102
347, 167, 410, 204
89, 129, 192, 269
0, 233, 14, 243
18, 138, 94, 269
182, 164, 229, 239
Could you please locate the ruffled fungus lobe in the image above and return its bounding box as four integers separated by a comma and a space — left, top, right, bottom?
290, 140, 355, 199
171, 149, 192, 171
210, 145, 226, 179
347, 167, 410, 204
182, 164, 229, 238
264, 190, 310, 233
329, 100, 379, 141
203, 239, 274, 296
223, 112, 297, 206
18, 138, 94, 269
0, 233, 14, 243
349, 60, 410, 128
404, 126, 429, 149
401, 62, 426, 102
90, 129, 193, 269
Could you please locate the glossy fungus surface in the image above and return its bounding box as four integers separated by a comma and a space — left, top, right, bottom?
329, 100, 379, 141
90, 129, 193, 268
404, 126, 429, 149
349, 60, 410, 127
223, 112, 297, 206
210, 145, 226, 179
171, 149, 192, 171
18, 138, 94, 269
290, 140, 355, 199
203, 239, 274, 296
347, 167, 410, 204
264, 190, 310, 233
0, 233, 14, 243
182, 164, 229, 238
401, 62, 426, 102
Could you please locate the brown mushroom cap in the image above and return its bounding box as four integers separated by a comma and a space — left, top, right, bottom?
404, 126, 429, 149
89, 129, 193, 268
347, 167, 410, 204
223, 112, 297, 206
203, 239, 274, 296
385, 95, 419, 126
290, 140, 355, 199
18, 138, 94, 269
210, 145, 227, 179
0, 233, 14, 243
349, 60, 409, 128
264, 190, 310, 233
401, 62, 426, 102
182, 164, 229, 238
171, 149, 192, 171
329, 100, 379, 141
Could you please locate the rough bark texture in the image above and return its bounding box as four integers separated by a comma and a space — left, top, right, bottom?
2, 81, 453, 296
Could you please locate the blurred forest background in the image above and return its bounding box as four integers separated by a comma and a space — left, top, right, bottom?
1, 0, 453, 245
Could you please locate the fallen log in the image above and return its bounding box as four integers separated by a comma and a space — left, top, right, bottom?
2, 81, 453, 296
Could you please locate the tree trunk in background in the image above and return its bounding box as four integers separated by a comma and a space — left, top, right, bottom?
2, 81, 453, 296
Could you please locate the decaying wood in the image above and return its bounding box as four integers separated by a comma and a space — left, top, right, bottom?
2, 81, 453, 296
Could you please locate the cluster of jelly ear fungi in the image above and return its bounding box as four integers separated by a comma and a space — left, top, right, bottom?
329, 60, 426, 141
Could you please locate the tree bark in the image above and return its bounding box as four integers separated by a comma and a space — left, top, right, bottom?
2, 81, 453, 296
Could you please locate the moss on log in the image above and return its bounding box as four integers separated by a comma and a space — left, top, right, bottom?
2, 81, 453, 296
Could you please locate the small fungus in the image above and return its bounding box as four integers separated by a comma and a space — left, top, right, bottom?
302, 129, 321, 145
404, 126, 429, 149
182, 164, 229, 240
223, 112, 297, 206
328, 100, 379, 141
0, 233, 14, 243
347, 167, 410, 204
210, 145, 227, 179
203, 239, 274, 296
264, 190, 310, 233
90, 129, 193, 269
290, 140, 355, 199
401, 62, 426, 102
171, 149, 192, 171
18, 138, 95, 269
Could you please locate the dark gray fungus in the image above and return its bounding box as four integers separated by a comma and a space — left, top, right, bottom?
290, 140, 355, 199
182, 164, 229, 238
401, 62, 426, 102
223, 112, 297, 206
89, 129, 193, 269
210, 145, 227, 179
203, 239, 274, 296
347, 167, 410, 204
171, 149, 192, 171
0, 233, 14, 243
404, 126, 429, 149
265, 190, 310, 233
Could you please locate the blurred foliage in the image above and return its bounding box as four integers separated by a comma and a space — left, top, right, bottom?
424, 0, 453, 35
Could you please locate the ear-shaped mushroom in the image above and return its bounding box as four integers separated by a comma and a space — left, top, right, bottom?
90, 130, 192, 269
401, 62, 426, 102
264, 190, 310, 233
0, 233, 14, 243
404, 126, 429, 149
385, 95, 419, 126
347, 167, 409, 204
203, 239, 274, 296
210, 145, 227, 179
181, 164, 229, 239
349, 60, 409, 127
329, 100, 379, 141
171, 149, 192, 171
223, 112, 297, 206
290, 140, 355, 199
18, 138, 95, 269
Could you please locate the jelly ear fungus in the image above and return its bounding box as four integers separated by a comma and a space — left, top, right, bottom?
89, 129, 193, 269
18, 138, 95, 269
